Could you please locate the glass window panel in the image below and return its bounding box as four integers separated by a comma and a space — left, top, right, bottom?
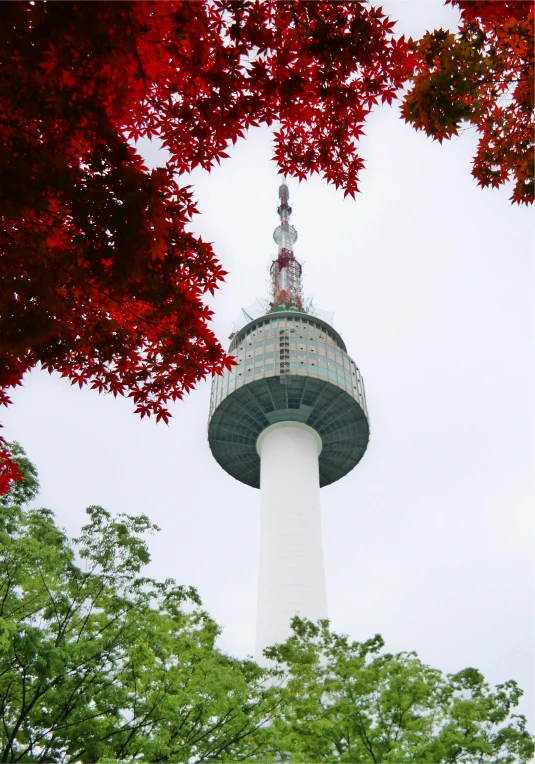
265, 362, 275, 372
319, 366, 327, 376
290, 362, 297, 370
246, 369, 253, 377
329, 370, 337, 381
337, 374, 345, 385
265, 351, 275, 360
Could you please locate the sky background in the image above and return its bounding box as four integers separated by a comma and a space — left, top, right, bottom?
4, 0, 534, 729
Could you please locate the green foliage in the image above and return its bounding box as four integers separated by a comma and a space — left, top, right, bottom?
1, 444, 532, 763
265, 618, 534, 763
0, 445, 278, 762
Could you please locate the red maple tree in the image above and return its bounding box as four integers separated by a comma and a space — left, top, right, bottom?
402, 0, 534, 204
3, 2, 531, 493
1, 1, 410, 491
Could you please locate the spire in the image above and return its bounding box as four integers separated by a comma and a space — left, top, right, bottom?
270, 183, 303, 311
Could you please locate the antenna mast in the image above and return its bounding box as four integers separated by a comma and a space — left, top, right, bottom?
270, 183, 303, 311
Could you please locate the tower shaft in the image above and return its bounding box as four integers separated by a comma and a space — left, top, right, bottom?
255, 422, 327, 661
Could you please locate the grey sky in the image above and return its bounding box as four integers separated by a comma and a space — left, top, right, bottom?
3, 0, 534, 729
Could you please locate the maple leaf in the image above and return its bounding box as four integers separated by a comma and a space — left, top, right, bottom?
403, 0, 534, 204
4, 0, 524, 497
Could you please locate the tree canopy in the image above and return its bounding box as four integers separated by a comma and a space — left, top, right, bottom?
1, 1, 533, 493
0, 442, 279, 762
1, 443, 533, 763
265, 619, 534, 763
402, 0, 534, 205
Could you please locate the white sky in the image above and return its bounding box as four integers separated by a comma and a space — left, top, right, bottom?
4, 0, 534, 729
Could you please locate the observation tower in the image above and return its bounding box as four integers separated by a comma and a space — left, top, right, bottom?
208, 184, 369, 660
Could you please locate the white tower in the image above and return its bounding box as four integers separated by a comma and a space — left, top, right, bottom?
208, 185, 369, 661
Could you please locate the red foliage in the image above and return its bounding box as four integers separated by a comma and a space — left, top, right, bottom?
0, 447, 21, 498
402, 0, 534, 204
1, 1, 410, 492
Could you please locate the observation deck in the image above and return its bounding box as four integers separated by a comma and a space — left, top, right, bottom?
208, 310, 370, 488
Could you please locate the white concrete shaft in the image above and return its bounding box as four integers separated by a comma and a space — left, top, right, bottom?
255, 422, 328, 661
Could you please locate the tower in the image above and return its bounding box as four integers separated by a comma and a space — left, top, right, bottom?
208, 184, 369, 660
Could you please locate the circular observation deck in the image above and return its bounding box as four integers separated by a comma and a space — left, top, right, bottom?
208, 311, 370, 488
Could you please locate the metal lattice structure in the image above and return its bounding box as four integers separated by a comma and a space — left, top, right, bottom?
270, 183, 303, 311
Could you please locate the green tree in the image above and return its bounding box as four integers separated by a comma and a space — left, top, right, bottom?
265, 619, 534, 763
1, 445, 532, 763
0, 443, 279, 763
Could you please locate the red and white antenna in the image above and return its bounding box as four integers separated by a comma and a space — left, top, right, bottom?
270, 183, 303, 311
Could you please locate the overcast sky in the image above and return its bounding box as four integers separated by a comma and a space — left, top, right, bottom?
4, 0, 534, 729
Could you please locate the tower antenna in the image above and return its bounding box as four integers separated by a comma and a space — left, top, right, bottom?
270, 183, 303, 311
